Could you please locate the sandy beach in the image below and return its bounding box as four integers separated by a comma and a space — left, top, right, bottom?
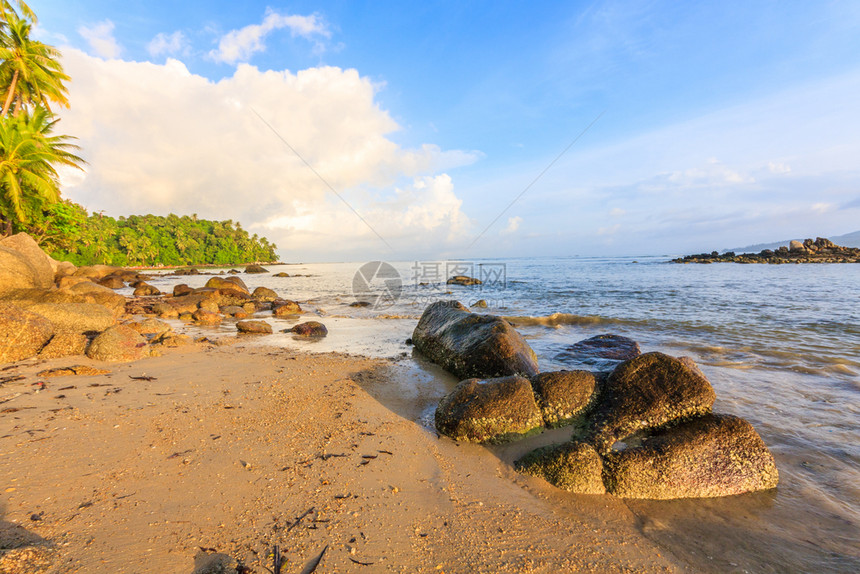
1, 339, 683, 574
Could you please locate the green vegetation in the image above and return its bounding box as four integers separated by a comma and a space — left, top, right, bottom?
35, 205, 278, 267
0, 1, 279, 267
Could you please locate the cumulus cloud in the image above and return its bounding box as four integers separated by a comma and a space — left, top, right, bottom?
210, 9, 330, 64
148, 31, 188, 58
78, 20, 121, 59
502, 216, 522, 234
56, 49, 479, 260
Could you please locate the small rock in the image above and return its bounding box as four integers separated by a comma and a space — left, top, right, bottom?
288, 321, 327, 337
237, 320, 273, 334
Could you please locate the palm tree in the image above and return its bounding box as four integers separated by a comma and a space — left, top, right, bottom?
0, 1, 35, 23
0, 107, 84, 230
0, 12, 69, 117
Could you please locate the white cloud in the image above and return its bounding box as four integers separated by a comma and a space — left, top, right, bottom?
502, 216, 522, 234
210, 9, 330, 64
609, 207, 626, 217
78, 20, 121, 59
148, 31, 188, 58
57, 49, 479, 260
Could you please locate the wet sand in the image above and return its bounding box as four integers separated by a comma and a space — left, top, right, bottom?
1, 340, 681, 573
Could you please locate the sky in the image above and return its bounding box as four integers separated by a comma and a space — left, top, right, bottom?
28, 0, 860, 261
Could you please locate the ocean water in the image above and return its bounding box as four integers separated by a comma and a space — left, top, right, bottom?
142, 257, 860, 572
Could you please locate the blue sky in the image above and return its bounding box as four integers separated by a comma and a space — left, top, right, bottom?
30, 0, 860, 260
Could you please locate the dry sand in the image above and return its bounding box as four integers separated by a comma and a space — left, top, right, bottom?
1, 339, 684, 573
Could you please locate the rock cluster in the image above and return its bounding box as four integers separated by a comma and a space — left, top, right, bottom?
0, 232, 314, 365
415, 301, 779, 499
673, 237, 860, 264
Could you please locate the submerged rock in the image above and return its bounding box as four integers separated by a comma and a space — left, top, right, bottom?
447, 275, 482, 286
530, 370, 599, 428
412, 301, 539, 379
603, 414, 779, 499
555, 334, 641, 369
435, 375, 543, 443
587, 352, 716, 453
87, 325, 150, 362
245, 264, 269, 274
515, 442, 605, 494
288, 321, 327, 337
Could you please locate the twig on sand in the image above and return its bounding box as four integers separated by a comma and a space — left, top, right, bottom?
129, 375, 157, 381
287, 507, 314, 532
349, 557, 375, 566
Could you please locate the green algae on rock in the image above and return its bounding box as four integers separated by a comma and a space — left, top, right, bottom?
602, 413, 779, 499
435, 375, 544, 444
530, 370, 600, 428
587, 352, 716, 453
515, 441, 606, 494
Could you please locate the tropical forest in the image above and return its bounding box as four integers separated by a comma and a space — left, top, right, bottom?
0, 0, 278, 266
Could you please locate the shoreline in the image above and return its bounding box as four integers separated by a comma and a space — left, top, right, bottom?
0, 341, 681, 573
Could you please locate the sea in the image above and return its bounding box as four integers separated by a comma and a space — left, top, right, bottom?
140, 256, 860, 573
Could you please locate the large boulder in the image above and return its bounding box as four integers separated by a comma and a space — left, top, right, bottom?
530, 370, 599, 428
133, 282, 161, 296
65, 281, 126, 316
17, 301, 116, 334
0, 302, 54, 362
87, 325, 150, 362
412, 301, 539, 379
0, 245, 49, 293
39, 332, 89, 359
0, 233, 54, 289
435, 376, 543, 443
602, 414, 779, 499
127, 318, 172, 337
587, 352, 716, 453
245, 264, 268, 274
515, 442, 606, 494
555, 334, 641, 370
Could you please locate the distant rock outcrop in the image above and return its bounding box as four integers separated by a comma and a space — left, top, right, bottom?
674, 237, 860, 263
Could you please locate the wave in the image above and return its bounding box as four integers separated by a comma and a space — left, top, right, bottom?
503, 313, 622, 328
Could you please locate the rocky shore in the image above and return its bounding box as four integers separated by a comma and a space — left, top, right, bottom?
672, 237, 860, 263
412, 301, 779, 500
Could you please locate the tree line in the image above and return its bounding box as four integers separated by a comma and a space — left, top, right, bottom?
0, 1, 279, 266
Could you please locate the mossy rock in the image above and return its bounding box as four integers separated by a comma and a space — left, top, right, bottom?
602, 413, 779, 499
413, 301, 539, 379
435, 375, 543, 444
515, 441, 605, 494
588, 352, 716, 453
530, 370, 599, 428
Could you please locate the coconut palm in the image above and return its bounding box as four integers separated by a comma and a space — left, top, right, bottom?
0, 1, 35, 23
0, 107, 84, 229
0, 12, 69, 117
